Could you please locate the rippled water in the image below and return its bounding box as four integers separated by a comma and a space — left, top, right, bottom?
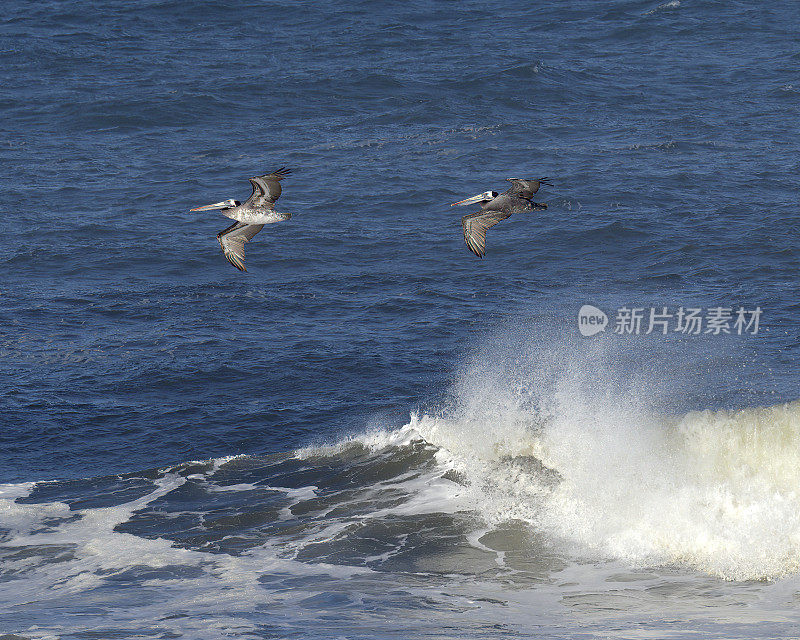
2, 0, 800, 638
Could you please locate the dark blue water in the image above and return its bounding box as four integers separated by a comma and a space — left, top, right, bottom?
3, 1, 800, 638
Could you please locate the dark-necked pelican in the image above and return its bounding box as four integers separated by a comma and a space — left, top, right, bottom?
190, 167, 292, 272
451, 177, 552, 258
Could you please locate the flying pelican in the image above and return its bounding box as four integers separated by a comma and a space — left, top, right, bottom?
451, 177, 552, 258
190, 167, 292, 272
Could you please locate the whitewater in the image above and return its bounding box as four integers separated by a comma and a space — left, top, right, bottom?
4, 335, 800, 638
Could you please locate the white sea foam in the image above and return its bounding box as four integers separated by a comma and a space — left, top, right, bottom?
294, 422, 422, 458
0, 465, 376, 639
645, 0, 680, 15
332, 336, 800, 582
0, 481, 36, 500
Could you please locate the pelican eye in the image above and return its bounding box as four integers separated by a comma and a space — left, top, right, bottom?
491, 191, 498, 197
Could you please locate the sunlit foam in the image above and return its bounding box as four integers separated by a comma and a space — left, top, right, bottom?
331, 331, 800, 581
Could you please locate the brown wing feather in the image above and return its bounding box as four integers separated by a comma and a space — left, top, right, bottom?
244, 167, 292, 209
217, 222, 265, 272
506, 177, 553, 199
461, 210, 513, 258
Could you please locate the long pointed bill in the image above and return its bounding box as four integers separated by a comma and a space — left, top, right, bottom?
450, 192, 489, 207
190, 200, 231, 212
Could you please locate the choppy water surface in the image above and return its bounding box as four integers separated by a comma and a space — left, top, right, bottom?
2, 0, 800, 638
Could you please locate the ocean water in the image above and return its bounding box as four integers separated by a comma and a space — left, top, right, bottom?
2, 0, 800, 637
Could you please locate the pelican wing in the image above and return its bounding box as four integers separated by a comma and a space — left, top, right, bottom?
244, 167, 292, 209
461, 210, 513, 258
217, 222, 265, 272
506, 177, 552, 198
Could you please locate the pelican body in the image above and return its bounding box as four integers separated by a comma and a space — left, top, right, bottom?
191, 167, 292, 272
451, 177, 552, 258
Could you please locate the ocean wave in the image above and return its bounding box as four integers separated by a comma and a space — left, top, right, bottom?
285, 328, 800, 583
5, 330, 797, 584
334, 380, 800, 581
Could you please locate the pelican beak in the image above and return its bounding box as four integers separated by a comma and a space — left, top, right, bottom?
450, 192, 488, 207
190, 200, 231, 212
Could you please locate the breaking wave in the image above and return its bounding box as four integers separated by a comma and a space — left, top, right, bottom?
323, 335, 800, 582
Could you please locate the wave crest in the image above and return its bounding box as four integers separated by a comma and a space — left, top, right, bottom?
333, 335, 800, 581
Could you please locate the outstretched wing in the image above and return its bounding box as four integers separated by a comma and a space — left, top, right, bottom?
244, 167, 292, 209
506, 177, 552, 198
461, 210, 513, 258
217, 221, 265, 272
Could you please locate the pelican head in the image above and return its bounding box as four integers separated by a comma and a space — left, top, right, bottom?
190, 198, 239, 212
450, 190, 498, 207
